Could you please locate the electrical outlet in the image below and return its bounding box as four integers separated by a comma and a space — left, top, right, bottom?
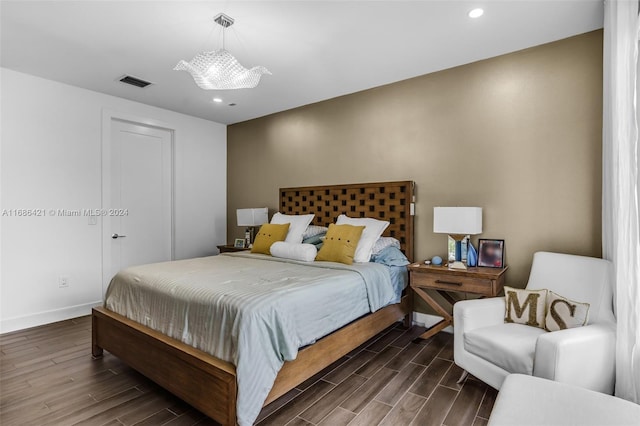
59, 276, 69, 288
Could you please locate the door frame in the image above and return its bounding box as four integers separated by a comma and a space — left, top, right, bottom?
101, 109, 176, 296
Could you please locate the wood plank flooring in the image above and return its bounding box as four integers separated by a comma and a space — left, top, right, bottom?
1, 316, 496, 425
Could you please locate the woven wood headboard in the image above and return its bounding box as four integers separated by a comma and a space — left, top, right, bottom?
280, 181, 415, 261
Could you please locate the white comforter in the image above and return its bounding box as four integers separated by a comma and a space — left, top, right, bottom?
104, 252, 396, 425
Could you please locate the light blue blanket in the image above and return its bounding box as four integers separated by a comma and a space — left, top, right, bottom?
104, 253, 396, 426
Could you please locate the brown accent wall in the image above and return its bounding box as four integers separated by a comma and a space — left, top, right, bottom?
227, 31, 603, 301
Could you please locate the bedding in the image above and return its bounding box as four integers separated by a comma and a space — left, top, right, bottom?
370, 246, 410, 302
336, 214, 389, 262
270, 241, 317, 262
315, 223, 365, 265
371, 246, 410, 266
386, 266, 408, 303
251, 223, 290, 255
302, 232, 326, 248
302, 225, 328, 240
103, 252, 397, 426
270, 212, 314, 243
371, 236, 401, 256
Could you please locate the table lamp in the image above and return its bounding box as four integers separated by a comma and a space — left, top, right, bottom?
434, 207, 483, 269
236, 207, 268, 247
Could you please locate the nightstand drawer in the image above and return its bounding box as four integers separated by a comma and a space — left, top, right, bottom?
408, 263, 507, 340
410, 271, 495, 296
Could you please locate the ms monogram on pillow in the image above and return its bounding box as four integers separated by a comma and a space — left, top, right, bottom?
549, 298, 576, 329
545, 291, 590, 332
504, 287, 547, 329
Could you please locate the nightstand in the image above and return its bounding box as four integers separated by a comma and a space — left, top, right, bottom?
217, 244, 250, 254
408, 263, 508, 340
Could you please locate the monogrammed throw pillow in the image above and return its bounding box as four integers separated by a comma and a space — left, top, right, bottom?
545, 291, 590, 332
504, 286, 548, 329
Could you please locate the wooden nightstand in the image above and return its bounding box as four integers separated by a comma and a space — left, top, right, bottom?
408, 263, 508, 340
217, 244, 250, 253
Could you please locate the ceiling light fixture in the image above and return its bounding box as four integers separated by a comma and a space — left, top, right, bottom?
213, 97, 223, 103
174, 13, 271, 90
468, 8, 484, 18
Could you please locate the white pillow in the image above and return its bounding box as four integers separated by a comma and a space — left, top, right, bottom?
270, 242, 317, 262
372, 237, 401, 256
302, 225, 328, 240
335, 214, 390, 263
270, 212, 315, 244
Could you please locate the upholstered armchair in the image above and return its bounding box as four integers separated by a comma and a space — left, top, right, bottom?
453, 252, 616, 394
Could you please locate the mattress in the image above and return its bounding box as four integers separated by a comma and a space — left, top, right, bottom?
104, 252, 397, 426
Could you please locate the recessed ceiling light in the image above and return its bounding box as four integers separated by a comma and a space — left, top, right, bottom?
213, 97, 223, 103
468, 8, 484, 18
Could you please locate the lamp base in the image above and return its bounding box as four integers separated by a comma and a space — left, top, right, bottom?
245, 227, 257, 248
448, 234, 469, 264
449, 261, 467, 270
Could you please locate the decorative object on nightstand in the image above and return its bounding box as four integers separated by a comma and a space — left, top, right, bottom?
236, 207, 268, 247
467, 241, 478, 267
477, 239, 505, 268
217, 244, 250, 254
408, 262, 507, 340
433, 207, 482, 270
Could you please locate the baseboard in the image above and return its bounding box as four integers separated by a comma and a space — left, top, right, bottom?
412, 312, 453, 334
0, 301, 103, 334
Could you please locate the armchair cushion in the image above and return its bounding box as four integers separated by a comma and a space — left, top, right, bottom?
465, 323, 547, 375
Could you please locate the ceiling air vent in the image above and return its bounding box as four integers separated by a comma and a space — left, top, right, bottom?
118, 75, 153, 88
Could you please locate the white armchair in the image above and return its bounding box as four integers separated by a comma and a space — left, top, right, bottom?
453, 252, 616, 394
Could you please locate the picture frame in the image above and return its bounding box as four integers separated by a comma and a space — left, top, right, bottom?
477, 239, 505, 268
234, 238, 246, 249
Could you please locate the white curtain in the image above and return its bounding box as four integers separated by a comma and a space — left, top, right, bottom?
603, 0, 640, 403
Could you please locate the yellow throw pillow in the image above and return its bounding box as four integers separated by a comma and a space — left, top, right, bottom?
504, 286, 548, 329
315, 224, 365, 265
545, 291, 590, 332
251, 223, 290, 255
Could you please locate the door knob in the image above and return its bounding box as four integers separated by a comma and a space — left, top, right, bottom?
112, 233, 127, 239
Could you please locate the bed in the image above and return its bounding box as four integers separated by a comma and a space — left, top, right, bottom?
92, 180, 415, 425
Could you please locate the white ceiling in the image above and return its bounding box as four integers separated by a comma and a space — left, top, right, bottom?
1, 1, 604, 125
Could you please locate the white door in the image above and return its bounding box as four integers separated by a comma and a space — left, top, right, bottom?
105, 119, 173, 285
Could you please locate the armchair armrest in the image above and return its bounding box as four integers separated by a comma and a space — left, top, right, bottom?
534, 322, 616, 394
453, 297, 507, 379
453, 297, 505, 333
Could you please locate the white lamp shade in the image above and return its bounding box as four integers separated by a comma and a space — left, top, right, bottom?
433, 207, 483, 235
237, 207, 268, 227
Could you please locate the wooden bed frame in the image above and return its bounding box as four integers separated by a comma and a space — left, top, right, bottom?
92, 180, 415, 425
279, 181, 414, 261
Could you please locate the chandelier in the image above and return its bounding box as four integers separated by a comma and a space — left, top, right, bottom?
174, 13, 271, 90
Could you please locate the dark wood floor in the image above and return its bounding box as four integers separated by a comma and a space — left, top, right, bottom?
1, 316, 496, 426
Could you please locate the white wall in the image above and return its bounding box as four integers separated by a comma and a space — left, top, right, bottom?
0, 68, 227, 333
